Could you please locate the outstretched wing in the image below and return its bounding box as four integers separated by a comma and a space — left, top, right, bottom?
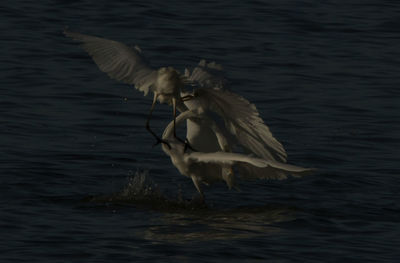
187, 151, 269, 168
237, 162, 314, 180
187, 151, 312, 174
184, 60, 227, 89
194, 87, 287, 162
64, 30, 157, 96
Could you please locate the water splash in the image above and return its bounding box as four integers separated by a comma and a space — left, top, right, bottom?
82, 170, 208, 211
119, 170, 163, 201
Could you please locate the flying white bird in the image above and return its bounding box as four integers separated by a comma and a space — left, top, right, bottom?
64, 29, 188, 146
161, 109, 313, 200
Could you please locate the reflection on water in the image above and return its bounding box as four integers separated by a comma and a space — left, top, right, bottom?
143, 204, 295, 243
83, 172, 297, 242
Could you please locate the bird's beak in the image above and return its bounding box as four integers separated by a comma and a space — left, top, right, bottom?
181, 94, 194, 102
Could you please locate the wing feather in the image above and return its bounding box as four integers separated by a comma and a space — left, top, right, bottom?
186, 60, 227, 88
185, 60, 286, 161
194, 87, 287, 162
187, 151, 313, 175
186, 152, 269, 168
237, 162, 314, 180
64, 30, 157, 95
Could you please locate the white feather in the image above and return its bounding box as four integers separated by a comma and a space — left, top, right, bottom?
187, 87, 287, 162
64, 30, 158, 95
183, 60, 286, 162
187, 152, 269, 168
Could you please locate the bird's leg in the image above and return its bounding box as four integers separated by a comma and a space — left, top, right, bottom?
172, 98, 196, 152
191, 175, 205, 204
172, 98, 183, 145
222, 166, 235, 190
171, 97, 195, 152
197, 192, 205, 205
146, 92, 171, 149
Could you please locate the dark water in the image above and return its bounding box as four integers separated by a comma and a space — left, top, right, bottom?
1, 0, 400, 262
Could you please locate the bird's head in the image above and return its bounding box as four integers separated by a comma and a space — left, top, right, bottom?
155, 67, 183, 105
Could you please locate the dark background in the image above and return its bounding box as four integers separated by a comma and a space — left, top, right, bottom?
1, 0, 399, 262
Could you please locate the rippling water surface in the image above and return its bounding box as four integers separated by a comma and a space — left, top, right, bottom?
1, 1, 400, 262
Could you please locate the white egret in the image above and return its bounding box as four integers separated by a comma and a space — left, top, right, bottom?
162, 109, 313, 200
64, 29, 188, 146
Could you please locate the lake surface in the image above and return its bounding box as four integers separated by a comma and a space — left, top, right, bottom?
1, 0, 399, 262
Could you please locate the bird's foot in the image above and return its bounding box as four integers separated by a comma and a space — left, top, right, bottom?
153, 138, 171, 149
